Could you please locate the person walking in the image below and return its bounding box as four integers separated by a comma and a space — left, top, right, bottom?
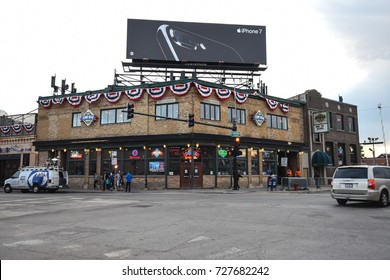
93, 173, 99, 190
125, 171, 133, 192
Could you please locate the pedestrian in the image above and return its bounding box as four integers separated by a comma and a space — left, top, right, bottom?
267, 172, 274, 191
295, 168, 301, 177
109, 172, 114, 191
93, 173, 99, 190
115, 171, 121, 191
125, 171, 133, 192
314, 170, 320, 189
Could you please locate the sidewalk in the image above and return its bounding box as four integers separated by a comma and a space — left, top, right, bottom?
61, 185, 331, 194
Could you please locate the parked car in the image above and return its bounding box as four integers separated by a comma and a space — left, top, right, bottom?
331, 165, 389, 207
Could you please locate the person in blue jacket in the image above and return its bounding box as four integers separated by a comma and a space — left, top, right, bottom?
125, 171, 133, 192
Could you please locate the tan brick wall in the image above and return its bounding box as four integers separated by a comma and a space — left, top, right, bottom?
37, 85, 304, 143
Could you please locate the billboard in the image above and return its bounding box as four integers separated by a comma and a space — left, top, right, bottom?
126, 19, 266, 68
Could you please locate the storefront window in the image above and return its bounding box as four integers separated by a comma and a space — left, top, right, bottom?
251, 149, 259, 175
236, 148, 247, 175
168, 147, 181, 175
68, 150, 84, 175
147, 147, 165, 175
202, 146, 215, 175
218, 147, 231, 175
262, 150, 276, 175
123, 148, 145, 175
89, 150, 97, 175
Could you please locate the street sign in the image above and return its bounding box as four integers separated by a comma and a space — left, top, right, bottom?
231, 131, 241, 137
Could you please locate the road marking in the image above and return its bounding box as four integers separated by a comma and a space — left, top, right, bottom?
3, 239, 44, 247
104, 249, 132, 258
188, 235, 212, 243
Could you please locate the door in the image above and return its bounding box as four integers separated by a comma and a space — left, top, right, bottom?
180, 162, 203, 188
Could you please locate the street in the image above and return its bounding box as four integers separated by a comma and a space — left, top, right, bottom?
1, 188, 390, 260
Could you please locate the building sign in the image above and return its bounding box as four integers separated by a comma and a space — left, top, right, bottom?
218, 148, 228, 158
70, 151, 83, 159
182, 148, 201, 160
313, 112, 330, 133
149, 161, 164, 173
129, 149, 141, 159
81, 110, 98, 126
252, 110, 266, 127
151, 148, 163, 158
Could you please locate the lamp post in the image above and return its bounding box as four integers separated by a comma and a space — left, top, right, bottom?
378, 103, 389, 166
363, 137, 383, 165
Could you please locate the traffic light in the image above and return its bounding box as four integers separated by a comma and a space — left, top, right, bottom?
188, 113, 195, 127
233, 137, 242, 157
127, 103, 134, 119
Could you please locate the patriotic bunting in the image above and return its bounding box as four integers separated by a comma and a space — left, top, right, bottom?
104, 91, 122, 103
0, 126, 11, 134
67, 95, 83, 107
85, 93, 101, 104
170, 82, 191, 95
12, 124, 22, 134
125, 88, 143, 100
23, 123, 35, 133
215, 88, 231, 100
146, 87, 166, 99
194, 82, 213, 97
37, 81, 290, 114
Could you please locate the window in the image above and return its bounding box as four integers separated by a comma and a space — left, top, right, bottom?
336, 114, 344, 130
267, 114, 288, 130
155, 103, 179, 120
68, 150, 84, 175
201, 103, 220, 121
72, 112, 81, 127
228, 107, 246, 124
101, 108, 130, 125
348, 116, 355, 132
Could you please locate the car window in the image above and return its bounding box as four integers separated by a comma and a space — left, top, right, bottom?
373, 167, 387, 179
12, 171, 20, 178
334, 168, 368, 179
383, 168, 390, 179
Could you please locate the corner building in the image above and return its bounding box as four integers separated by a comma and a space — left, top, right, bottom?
35, 79, 307, 190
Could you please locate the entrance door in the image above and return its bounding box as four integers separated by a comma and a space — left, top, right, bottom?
180, 162, 203, 188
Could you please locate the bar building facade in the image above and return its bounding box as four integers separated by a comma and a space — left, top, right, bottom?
35, 79, 308, 190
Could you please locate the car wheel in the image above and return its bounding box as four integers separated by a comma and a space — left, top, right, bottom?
378, 191, 388, 207
32, 185, 40, 193
4, 184, 12, 193
336, 199, 347, 205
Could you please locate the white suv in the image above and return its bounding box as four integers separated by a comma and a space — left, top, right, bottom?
331, 165, 390, 207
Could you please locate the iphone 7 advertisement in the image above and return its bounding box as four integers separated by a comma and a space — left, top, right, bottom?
126, 19, 267, 67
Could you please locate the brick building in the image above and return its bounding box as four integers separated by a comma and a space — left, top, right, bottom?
291, 90, 361, 178
34, 79, 308, 190
0, 113, 38, 186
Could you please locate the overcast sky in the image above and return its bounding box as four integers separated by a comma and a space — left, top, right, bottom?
1, 0, 389, 155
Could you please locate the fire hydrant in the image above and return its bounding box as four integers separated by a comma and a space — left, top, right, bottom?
293, 182, 299, 191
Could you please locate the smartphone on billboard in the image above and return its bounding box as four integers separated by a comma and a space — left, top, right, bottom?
156, 24, 245, 64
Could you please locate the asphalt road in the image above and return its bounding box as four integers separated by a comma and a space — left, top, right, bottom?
1, 188, 390, 260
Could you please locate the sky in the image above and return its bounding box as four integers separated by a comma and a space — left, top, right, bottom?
1, 0, 389, 155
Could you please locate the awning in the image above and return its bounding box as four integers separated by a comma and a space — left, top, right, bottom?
312, 151, 332, 167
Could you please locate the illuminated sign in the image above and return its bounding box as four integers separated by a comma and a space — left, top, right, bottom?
183, 148, 201, 160
81, 110, 98, 126
70, 151, 83, 159
218, 148, 228, 158
130, 149, 141, 159
151, 148, 163, 158
252, 110, 266, 127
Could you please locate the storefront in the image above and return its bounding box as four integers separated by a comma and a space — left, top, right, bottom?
35, 79, 308, 189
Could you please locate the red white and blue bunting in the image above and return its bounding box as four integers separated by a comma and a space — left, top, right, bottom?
125, 88, 143, 100
104, 91, 122, 103
146, 87, 166, 99
67, 95, 83, 107
85, 93, 101, 104
0, 124, 35, 135
38, 81, 290, 113
169, 82, 191, 96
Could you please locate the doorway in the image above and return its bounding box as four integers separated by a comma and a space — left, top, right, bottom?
180, 162, 203, 188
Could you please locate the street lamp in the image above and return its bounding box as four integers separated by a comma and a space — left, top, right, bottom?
378, 103, 389, 166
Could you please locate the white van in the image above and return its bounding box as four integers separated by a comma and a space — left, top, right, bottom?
331, 165, 390, 207
3, 166, 68, 193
